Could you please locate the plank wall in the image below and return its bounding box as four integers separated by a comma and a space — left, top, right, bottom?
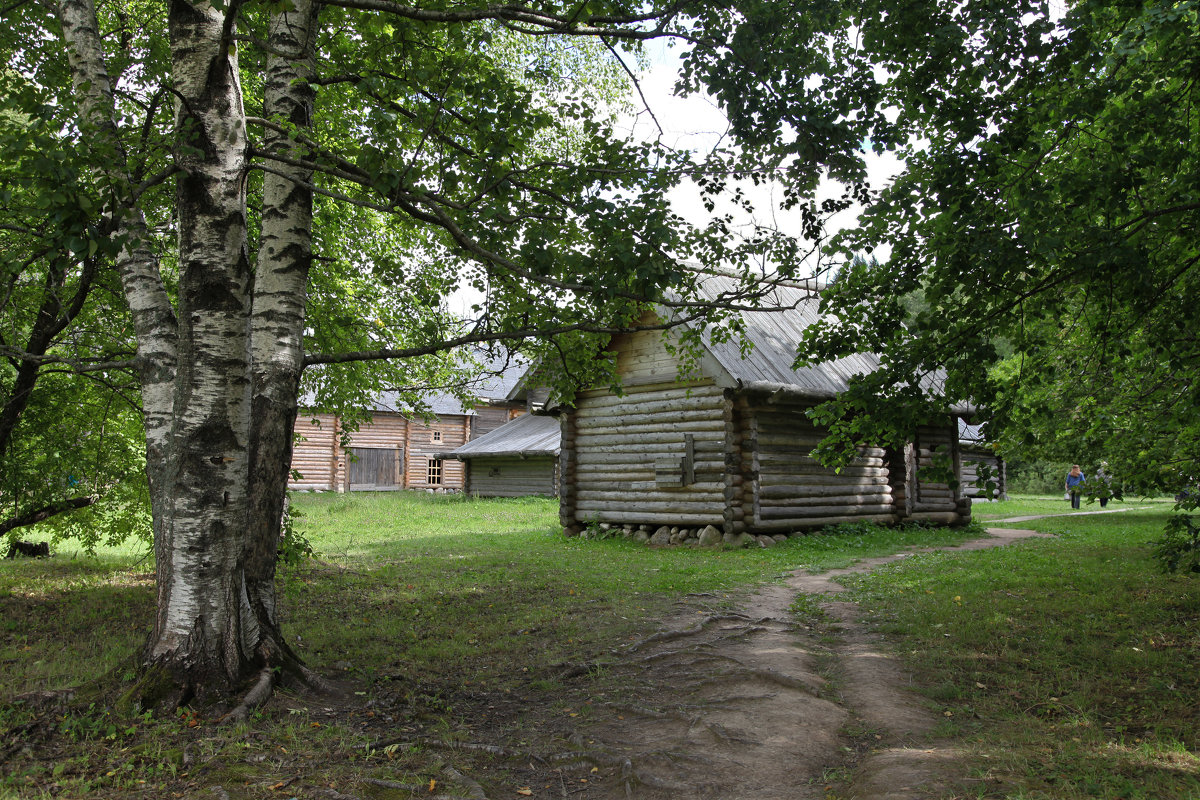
465, 456, 558, 497
744, 400, 897, 531
471, 405, 522, 438
404, 416, 469, 490
606, 320, 691, 388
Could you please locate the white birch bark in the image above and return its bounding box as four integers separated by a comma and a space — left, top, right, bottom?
146, 0, 256, 691
245, 0, 319, 659
55, 0, 181, 616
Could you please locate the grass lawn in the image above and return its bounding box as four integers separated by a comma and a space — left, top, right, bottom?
0, 492, 1197, 798
0, 492, 975, 798
969, 493, 1177, 522
841, 501, 1200, 799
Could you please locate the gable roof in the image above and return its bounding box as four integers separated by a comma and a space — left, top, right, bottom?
441, 412, 560, 459
690, 277, 882, 399
673, 275, 968, 412
302, 351, 531, 416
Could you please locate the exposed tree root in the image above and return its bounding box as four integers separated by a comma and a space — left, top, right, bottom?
622, 614, 748, 652
223, 668, 276, 724
347, 786, 461, 800
296, 663, 340, 695
366, 737, 541, 762
739, 666, 823, 694
554, 661, 603, 680
361, 777, 429, 792
697, 721, 759, 746
444, 765, 489, 800
597, 702, 687, 720
634, 648, 735, 666
12, 689, 75, 709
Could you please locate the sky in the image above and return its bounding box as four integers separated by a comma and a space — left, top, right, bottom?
621, 40, 904, 265
447, 39, 904, 315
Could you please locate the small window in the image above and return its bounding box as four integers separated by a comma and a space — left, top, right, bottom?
431, 430, 442, 443
427, 458, 443, 485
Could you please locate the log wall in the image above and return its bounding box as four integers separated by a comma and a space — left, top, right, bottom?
961, 448, 1006, 500
291, 413, 340, 490
565, 382, 728, 527
465, 456, 558, 498
744, 401, 896, 531
909, 422, 964, 518
288, 410, 469, 492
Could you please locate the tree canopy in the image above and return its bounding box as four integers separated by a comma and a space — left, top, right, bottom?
1, 0, 899, 709
798, 0, 1200, 498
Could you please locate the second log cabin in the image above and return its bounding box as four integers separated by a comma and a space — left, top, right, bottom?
558, 279, 972, 539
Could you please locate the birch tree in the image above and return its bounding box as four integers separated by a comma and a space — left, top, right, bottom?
4, 0, 892, 711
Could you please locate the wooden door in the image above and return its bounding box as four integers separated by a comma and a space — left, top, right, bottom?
348, 447, 401, 490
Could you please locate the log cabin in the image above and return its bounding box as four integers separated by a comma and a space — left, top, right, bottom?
558, 279, 973, 539
289, 366, 529, 493
439, 411, 561, 498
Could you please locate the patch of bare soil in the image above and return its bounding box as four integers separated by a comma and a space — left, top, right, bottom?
558, 527, 1053, 800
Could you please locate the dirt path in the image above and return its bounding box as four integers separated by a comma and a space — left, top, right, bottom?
574, 527, 1054, 800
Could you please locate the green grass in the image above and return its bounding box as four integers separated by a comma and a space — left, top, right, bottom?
4, 493, 1198, 798
0, 492, 976, 798
970, 493, 1177, 521
842, 505, 1200, 799
282, 493, 977, 690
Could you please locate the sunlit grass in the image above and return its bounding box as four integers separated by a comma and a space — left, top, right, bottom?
2, 491, 979, 798
13, 491, 1195, 797
842, 511, 1200, 799
970, 493, 1176, 521
284, 493, 978, 688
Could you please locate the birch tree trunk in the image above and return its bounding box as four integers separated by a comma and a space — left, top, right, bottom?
133, 0, 260, 705
59, 0, 324, 710
243, 0, 320, 683
55, 0, 181, 657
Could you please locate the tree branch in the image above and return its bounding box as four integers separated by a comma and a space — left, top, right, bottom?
0, 497, 96, 537
315, 0, 686, 40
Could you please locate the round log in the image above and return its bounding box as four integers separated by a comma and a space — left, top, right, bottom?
576, 383, 723, 409
759, 483, 892, 499
751, 513, 898, 531
758, 503, 896, 519
758, 473, 888, 487
759, 493, 891, 507
571, 509, 724, 525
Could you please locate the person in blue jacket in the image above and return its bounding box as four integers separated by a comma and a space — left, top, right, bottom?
1065, 464, 1086, 509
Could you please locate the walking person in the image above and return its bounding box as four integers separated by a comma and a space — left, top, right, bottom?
1065, 464, 1086, 510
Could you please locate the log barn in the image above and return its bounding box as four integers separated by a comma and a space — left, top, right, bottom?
440, 412, 561, 498
558, 280, 972, 539
289, 366, 529, 492
959, 420, 1007, 500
